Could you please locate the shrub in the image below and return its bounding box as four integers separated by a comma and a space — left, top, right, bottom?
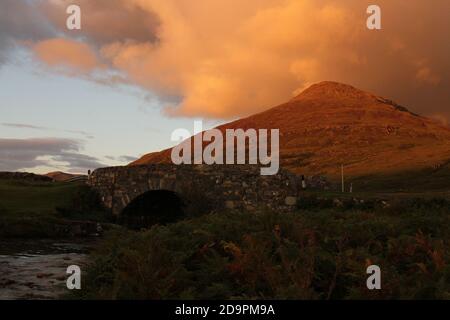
0, 204, 8, 215
297, 195, 334, 210
56, 185, 110, 221
76, 199, 450, 300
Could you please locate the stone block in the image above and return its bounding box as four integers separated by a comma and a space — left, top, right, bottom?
285, 196, 297, 206
225, 200, 235, 209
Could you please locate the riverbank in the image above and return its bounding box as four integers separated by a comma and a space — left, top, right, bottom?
0, 177, 112, 299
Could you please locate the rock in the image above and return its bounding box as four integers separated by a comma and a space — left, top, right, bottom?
333, 198, 343, 207
285, 196, 297, 206
225, 201, 235, 209
303, 175, 330, 190
245, 205, 256, 211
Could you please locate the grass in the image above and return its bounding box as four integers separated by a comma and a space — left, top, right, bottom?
0, 179, 81, 217
346, 166, 450, 193
0, 178, 110, 238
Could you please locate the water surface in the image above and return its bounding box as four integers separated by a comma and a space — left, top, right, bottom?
0, 239, 95, 300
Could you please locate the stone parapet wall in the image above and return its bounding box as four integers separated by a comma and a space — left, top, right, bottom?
88, 164, 299, 215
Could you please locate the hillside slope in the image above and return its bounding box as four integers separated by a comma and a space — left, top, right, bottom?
132, 81, 450, 178
45, 171, 86, 182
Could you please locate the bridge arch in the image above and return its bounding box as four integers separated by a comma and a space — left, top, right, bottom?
119, 190, 185, 229
88, 164, 300, 217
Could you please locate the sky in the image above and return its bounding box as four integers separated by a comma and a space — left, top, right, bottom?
0, 0, 449, 174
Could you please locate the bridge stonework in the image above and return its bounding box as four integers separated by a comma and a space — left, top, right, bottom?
88, 164, 300, 215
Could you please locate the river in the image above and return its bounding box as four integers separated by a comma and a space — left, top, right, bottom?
0, 239, 96, 300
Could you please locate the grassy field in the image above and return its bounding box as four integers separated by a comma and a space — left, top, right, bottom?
0, 178, 108, 238
0, 179, 81, 217
344, 166, 450, 193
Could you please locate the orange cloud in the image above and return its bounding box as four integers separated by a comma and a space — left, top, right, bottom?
33, 38, 100, 72
93, 0, 362, 118
30, 0, 450, 120
415, 67, 441, 85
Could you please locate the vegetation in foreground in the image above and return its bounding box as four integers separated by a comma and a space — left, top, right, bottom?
77, 197, 450, 300
2, 175, 449, 299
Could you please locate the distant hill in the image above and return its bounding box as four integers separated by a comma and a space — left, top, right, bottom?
0, 172, 52, 182
45, 171, 87, 182
131, 81, 450, 179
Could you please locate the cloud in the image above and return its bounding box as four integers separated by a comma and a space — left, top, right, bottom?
39, 0, 160, 45
4, 0, 450, 120
2, 123, 48, 130
32, 38, 102, 72
51, 152, 105, 172
1, 123, 95, 139
0, 138, 105, 172
65, 130, 95, 139
0, 0, 55, 65
105, 155, 138, 163
415, 66, 441, 86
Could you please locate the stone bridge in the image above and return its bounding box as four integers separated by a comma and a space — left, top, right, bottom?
88, 164, 300, 216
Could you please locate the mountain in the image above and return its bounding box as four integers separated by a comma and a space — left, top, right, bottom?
45, 171, 86, 182
131, 81, 450, 178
